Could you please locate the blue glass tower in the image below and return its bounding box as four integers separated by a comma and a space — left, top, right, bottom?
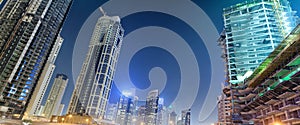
223, 0, 299, 84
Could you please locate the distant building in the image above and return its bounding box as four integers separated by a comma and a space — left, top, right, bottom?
43, 74, 68, 119
137, 105, 146, 125
116, 90, 138, 125
169, 111, 177, 125
68, 9, 124, 122
25, 36, 64, 118
181, 109, 191, 125
105, 103, 118, 121
145, 90, 159, 125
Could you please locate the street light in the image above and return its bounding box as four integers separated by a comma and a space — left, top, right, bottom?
62, 118, 65, 123
86, 119, 89, 125
68, 115, 72, 123
273, 122, 282, 125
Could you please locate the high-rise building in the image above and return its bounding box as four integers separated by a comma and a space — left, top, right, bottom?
217, 90, 231, 125
25, 36, 63, 118
145, 89, 159, 125
156, 98, 166, 125
221, 0, 299, 124
235, 24, 300, 125
43, 74, 68, 119
57, 104, 65, 116
0, 0, 72, 118
169, 111, 177, 125
116, 90, 138, 125
223, 0, 298, 84
105, 103, 118, 121
137, 105, 146, 125
68, 9, 124, 122
181, 109, 191, 125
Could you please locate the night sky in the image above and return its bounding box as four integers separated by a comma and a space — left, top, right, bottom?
1, 0, 299, 124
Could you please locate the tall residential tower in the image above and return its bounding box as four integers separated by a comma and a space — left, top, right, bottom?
43, 74, 68, 119
24, 36, 64, 118
68, 10, 124, 122
0, 0, 72, 118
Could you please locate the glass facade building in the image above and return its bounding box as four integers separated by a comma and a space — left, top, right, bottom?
145, 89, 159, 125
0, 0, 72, 118
68, 13, 124, 121
223, 0, 298, 84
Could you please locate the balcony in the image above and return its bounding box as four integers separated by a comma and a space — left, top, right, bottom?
239, 93, 256, 101
278, 91, 296, 99
266, 109, 281, 116
265, 99, 279, 105
279, 103, 298, 111
295, 97, 300, 104
282, 117, 300, 123
255, 104, 267, 110
293, 85, 300, 91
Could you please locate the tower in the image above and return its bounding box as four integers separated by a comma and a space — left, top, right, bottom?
223, 0, 298, 84
145, 89, 159, 125
0, 0, 72, 118
68, 9, 124, 122
42, 74, 68, 119
24, 36, 64, 118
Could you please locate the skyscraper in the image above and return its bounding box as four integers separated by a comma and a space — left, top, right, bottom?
0, 0, 72, 118
25, 36, 64, 118
43, 74, 68, 119
223, 0, 298, 84
145, 89, 159, 125
68, 9, 124, 122
116, 90, 138, 125
57, 104, 65, 116
181, 109, 191, 125
169, 111, 177, 125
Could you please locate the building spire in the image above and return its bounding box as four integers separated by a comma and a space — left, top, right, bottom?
99, 7, 106, 16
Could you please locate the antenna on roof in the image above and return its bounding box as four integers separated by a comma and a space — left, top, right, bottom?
99, 7, 106, 16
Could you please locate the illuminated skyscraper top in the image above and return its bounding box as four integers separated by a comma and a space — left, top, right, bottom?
223, 0, 298, 84
68, 8, 124, 122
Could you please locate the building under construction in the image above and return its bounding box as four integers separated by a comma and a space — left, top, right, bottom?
229, 24, 300, 125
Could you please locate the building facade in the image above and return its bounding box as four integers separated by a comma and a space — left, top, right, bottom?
181, 109, 191, 125
145, 90, 159, 125
169, 111, 177, 125
24, 36, 64, 118
105, 103, 118, 121
68, 11, 124, 122
115, 93, 138, 125
232, 24, 300, 125
223, 0, 298, 84
57, 104, 65, 116
220, 0, 299, 124
43, 74, 68, 119
0, 0, 72, 118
